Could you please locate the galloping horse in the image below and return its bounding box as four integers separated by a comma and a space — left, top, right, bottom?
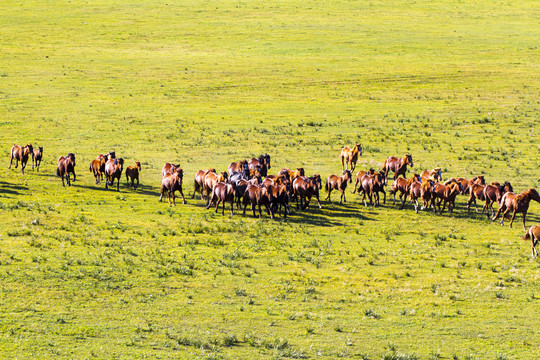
89, 157, 106, 184
360, 171, 387, 207
390, 174, 421, 209
162, 163, 180, 178
382, 154, 413, 180
104, 158, 124, 191
8, 144, 33, 175
455, 175, 485, 195
325, 170, 352, 203
193, 168, 216, 200
279, 168, 305, 182
523, 225, 540, 258
432, 181, 462, 214
203, 171, 228, 205
159, 168, 185, 205
352, 169, 375, 194
420, 168, 442, 183
483, 182, 513, 217
340, 144, 362, 171
32, 146, 43, 171
207, 182, 235, 215
126, 161, 141, 189
228, 160, 248, 175
267, 184, 290, 218
409, 179, 435, 213
243, 184, 274, 218
56, 153, 76, 187
293, 175, 322, 210
466, 183, 487, 213
249, 154, 271, 177
492, 188, 540, 229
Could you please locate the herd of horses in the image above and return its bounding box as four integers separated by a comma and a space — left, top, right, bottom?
7, 143, 540, 257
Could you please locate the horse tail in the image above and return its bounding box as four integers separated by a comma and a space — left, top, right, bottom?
55, 167, 60, 177
523, 228, 531, 241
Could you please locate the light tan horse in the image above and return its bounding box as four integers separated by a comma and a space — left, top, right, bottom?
340, 144, 362, 171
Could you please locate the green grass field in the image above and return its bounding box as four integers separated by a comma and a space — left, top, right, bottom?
1, 0, 540, 358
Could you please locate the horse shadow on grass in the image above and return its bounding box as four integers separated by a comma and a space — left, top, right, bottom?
0, 181, 29, 197
282, 201, 374, 227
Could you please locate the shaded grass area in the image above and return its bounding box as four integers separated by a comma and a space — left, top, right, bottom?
1, 0, 540, 358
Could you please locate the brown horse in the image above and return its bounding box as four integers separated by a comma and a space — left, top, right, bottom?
293, 174, 322, 210
409, 179, 436, 213
523, 225, 540, 258
325, 170, 352, 203
162, 163, 180, 178
493, 188, 540, 229
340, 144, 362, 171
352, 168, 375, 194
104, 158, 124, 191
8, 144, 33, 175
159, 168, 185, 205
267, 184, 290, 218
279, 168, 305, 182
248, 154, 271, 177
454, 175, 485, 195
466, 183, 487, 213
390, 174, 421, 208
360, 171, 387, 207
483, 182, 513, 217
207, 182, 235, 215
203, 171, 228, 205
243, 184, 274, 218
89, 157, 106, 184
432, 182, 462, 214
126, 161, 141, 189
420, 168, 442, 183
382, 154, 413, 180
228, 160, 248, 175
56, 153, 76, 187
193, 168, 216, 200
32, 146, 43, 171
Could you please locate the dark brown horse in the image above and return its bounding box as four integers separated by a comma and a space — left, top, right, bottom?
104, 158, 124, 191
483, 181, 513, 217
420, 168, 442, 183
293, 174, 322, 210
32, 146, 43, 171
193, 168, 216, 200
432, 181, 462, 214
248, 154, 271, 177
207, 182, 235, 215
382, 154, 413, 180
8, 144, 33, 175
340, 144, 362, 171
126, 161, 141, 189
325, 170, 352, 203
243, 184, 274, 218
267, 184, 290, 218
493, 188, 540, 229
360, 171, 387, 207
159, 168, 185, 205
352, 168, 375, 194
89, 157, 106, 184
56, 153, 76, 187
523, 225, 540, 258
466, 183, 487, 213
162, 163, 180, 178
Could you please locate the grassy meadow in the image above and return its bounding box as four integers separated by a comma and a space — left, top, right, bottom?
1, 0, 540, 358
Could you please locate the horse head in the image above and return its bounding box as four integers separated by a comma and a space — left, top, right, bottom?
298, 168, 305, 177
136, 161, 142, 171
344, 170, 352, 183
405, 154, 413, 167
528, 188, 540, 203
355, 144, 362, 156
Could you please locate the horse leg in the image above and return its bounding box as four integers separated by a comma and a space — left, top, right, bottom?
230, 199, 234, 215
341, 189, 345, 203
215, 198, 221, 213
382, 189, 386, 204
159, 186, 164, 201
399, 192, 407, 210
508, 210, 518, 228
325, 188, 331, 202
135, 177, 139, 190
116, 178, 120, 192
521, 211, 527, 230
414, 199, 419, 213
179, 188, 186, 204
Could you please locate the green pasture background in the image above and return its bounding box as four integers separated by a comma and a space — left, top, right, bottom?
1, 0, 539, 358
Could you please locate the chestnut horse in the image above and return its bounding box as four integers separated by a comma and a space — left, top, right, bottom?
8, 144, 33, 175
56, 153, 76, 187
267, 184, 290, 218
352, 168, 375, 194
207, 182, 235, 215
466, 183, 487, 213
293, 174, 322, 210
248, 154, 271, 177
360, 171, 387, 207
325, 170, 352, 203
203, 171, 228, 205
104, 158, 124, 191
454, 175, 485, 195
409, 179, 435, 213
243, 184, 274, 218
390, 174, 421, 208
228, 160, 248, 175
382, 154, 413, 180
279, 168, 305, 182
32, 146, 43, 171
523, 225, 540, 258
89, 158, 106, 184
192, 168, 216, 200
159, 168, 185, 205
162, 163, 180, 178
420, 168, 442, 183
483, 182, 513, 217
492, 188, 540, 229
340, 144, 362, 171
126, 161, 141, 189
432, 181, 462, 214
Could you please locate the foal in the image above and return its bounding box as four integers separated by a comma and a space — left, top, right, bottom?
325, 170, 352, 203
